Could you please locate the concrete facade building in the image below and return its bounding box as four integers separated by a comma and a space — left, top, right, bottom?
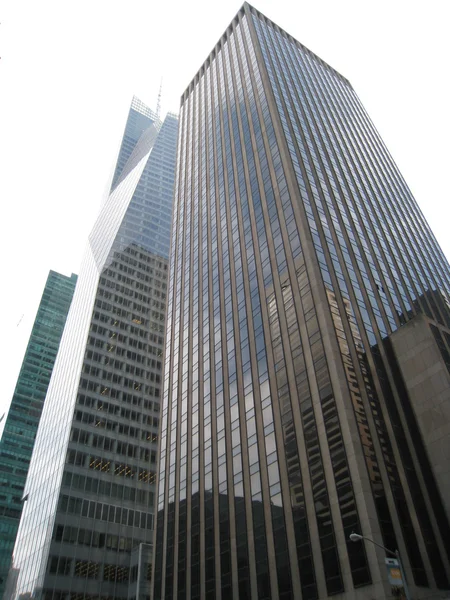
6, 98, 178, 600
0, 271, 76, 599
153, 5, 450, 600
389, 313, 450, 524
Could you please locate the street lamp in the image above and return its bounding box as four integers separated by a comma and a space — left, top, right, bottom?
349, 532, 411, 600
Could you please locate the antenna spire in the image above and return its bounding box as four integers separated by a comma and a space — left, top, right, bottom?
156, 78, 163, 118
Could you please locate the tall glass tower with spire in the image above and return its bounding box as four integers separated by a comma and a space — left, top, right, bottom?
153, 4, 450, 600
6, 97, 178, 600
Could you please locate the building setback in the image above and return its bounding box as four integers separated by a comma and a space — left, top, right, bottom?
6, 98, 178, 600
153, 4, 450, 600
0, 271, 76, 599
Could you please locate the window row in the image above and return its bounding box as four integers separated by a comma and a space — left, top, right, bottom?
48, 556, 129, 582
61, 471, 150, 504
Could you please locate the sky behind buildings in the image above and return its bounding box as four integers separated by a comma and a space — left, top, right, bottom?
1, 0, 449, 423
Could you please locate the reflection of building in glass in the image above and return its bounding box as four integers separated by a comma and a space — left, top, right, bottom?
0, 271, 76, 599
153, 4, 450, 599
6, 97, 178, 600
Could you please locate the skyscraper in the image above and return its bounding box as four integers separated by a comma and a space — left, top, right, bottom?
153, 4, 450, 600
0, 271, 76, 599
6, 98, 178, 600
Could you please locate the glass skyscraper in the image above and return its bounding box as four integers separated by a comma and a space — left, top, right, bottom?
153, 4, 450, 600
6, 98, 178, 600
0, 271, 76, 599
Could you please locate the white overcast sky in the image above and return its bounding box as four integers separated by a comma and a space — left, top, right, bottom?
0, 0, 449, 425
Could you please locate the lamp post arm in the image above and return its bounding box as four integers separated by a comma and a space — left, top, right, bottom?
356, 535, 396, 557
350, 533, 411, 600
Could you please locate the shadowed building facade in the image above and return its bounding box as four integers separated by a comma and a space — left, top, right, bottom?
0, 271, 77, 599
153, 4, 450, 600
6, 98, 178, 600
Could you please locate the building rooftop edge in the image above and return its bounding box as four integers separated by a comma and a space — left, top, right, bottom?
131, 95, 178, 121
180, 1, 352, 106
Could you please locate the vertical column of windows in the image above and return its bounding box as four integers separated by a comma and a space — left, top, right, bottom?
317, 55, 448, 325
335, 80, 436, 319
259, 17, 389, 347
289, 41, 435, 585
279, 29, 399, 335
244, 15, 329, 599
264, 19, 437, 587
154, 106, 185, 600
304, 52, 417, 320
212, 52, 228, 590
194, 68, 209, 600
228, 28, 272, 599
238, 19, 294, 598
164, 95, 191, 599
204, 62, 217, 599
323, 40, 446, 587
250, 12, 372, 589
189, 75, 203, 600
176, 86, 196, 599
300, 264, 371, 588
242, 22, 288, 280
218, 39, 252, 598
345, 84, 450, 305
298, 43, 448, 587
326, 288, 402, 552
266, 284, 322, 600
228, 31, 265, 598
252, 10, 369, 593
326, 72, 430, 308
217, 42, 250, 595
260, 17, 403, 560
296, 54, 406, 325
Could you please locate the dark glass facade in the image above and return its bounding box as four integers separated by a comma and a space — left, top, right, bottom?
153, 4, 450, 599
6, 98, 178, 600
0, 271, 76, 599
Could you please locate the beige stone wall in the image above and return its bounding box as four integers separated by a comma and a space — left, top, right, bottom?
390, 314, 450, 522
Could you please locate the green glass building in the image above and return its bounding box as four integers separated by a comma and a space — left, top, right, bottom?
0, 271, 77, 598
